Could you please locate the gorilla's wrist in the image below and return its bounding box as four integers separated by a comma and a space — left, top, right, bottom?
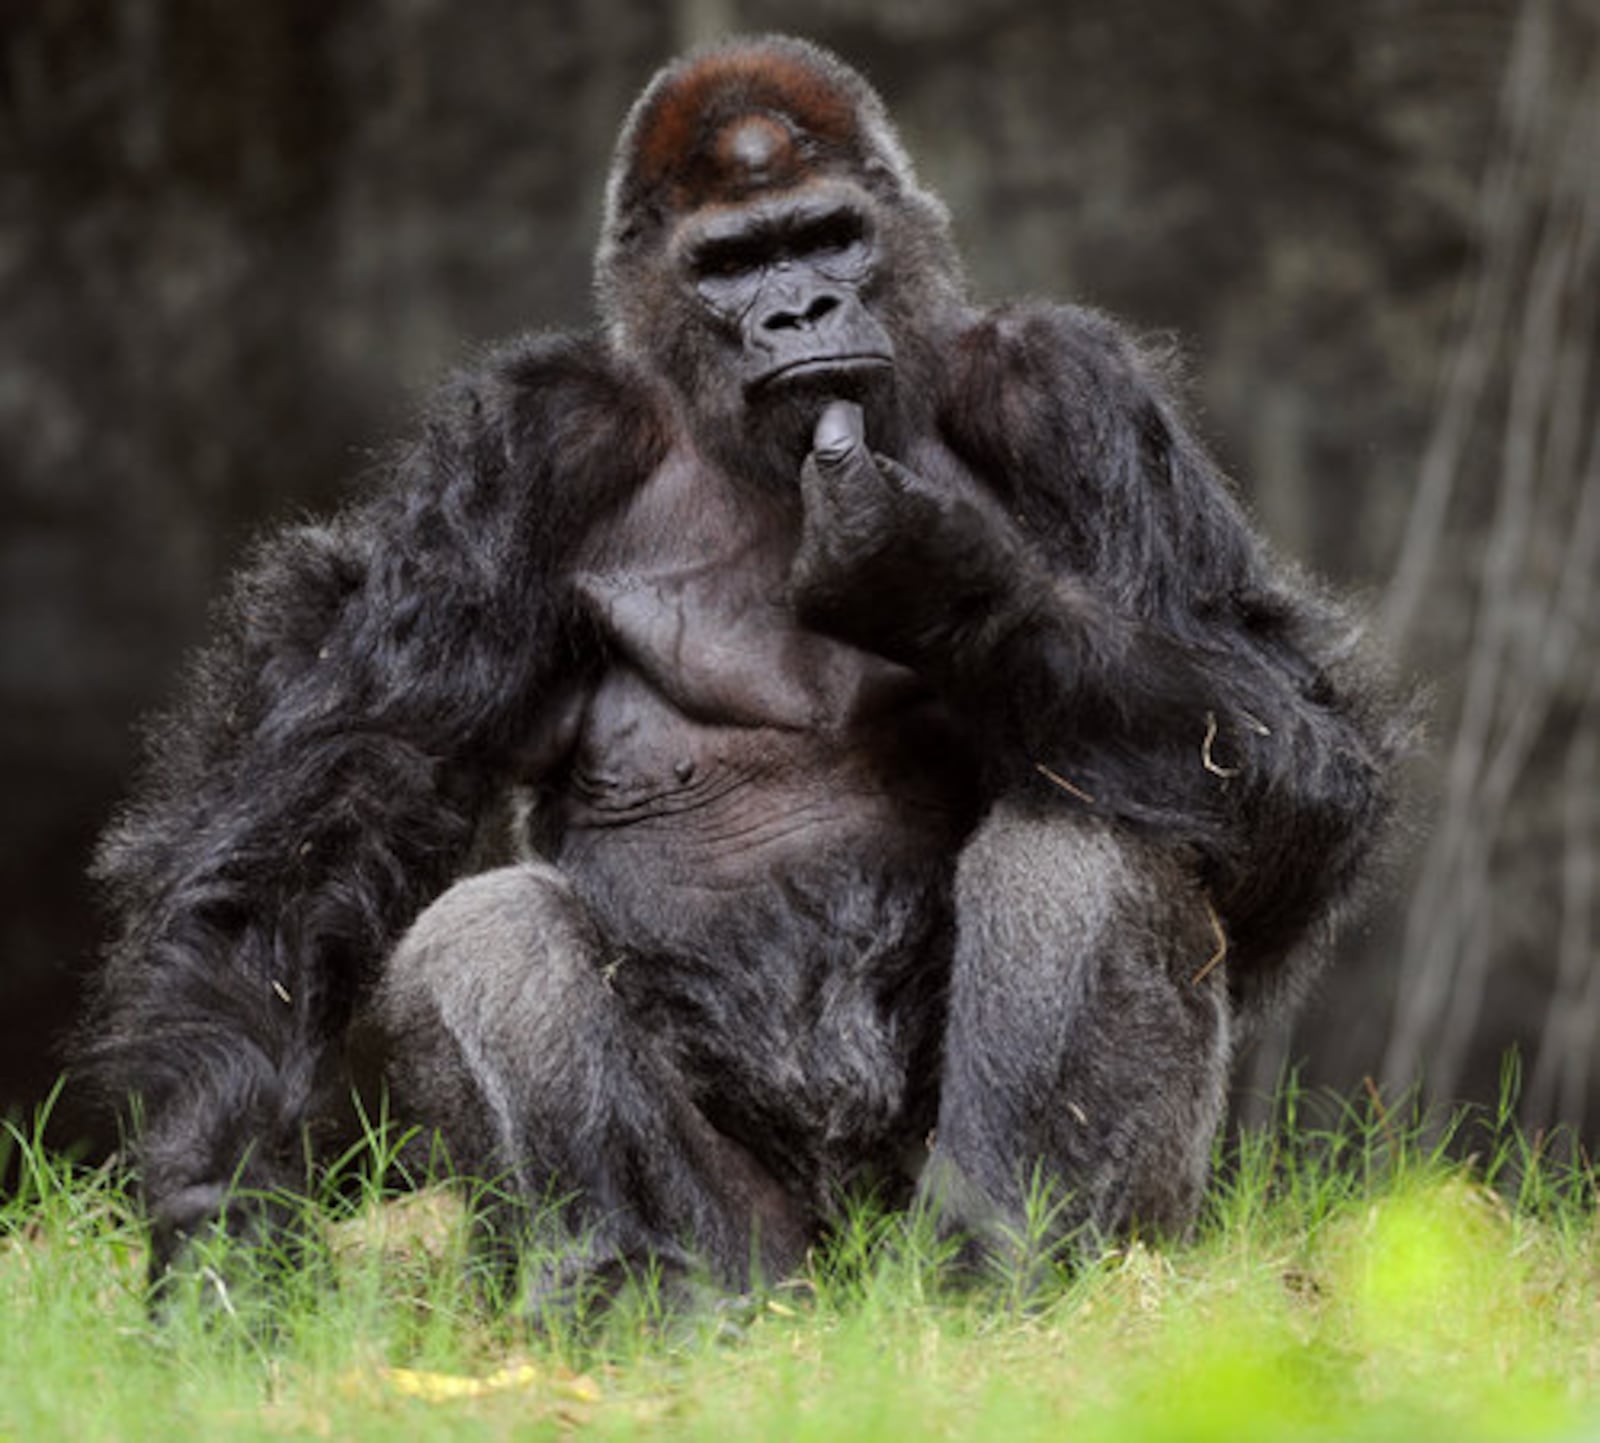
909, 565, 1057, 685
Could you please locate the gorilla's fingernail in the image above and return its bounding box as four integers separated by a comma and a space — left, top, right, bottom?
813, 400, 864, 463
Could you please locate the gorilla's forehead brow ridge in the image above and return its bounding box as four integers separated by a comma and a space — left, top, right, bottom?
671, 179, 871, 253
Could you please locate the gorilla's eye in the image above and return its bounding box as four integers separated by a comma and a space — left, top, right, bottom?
693, 240, 762, 281
796, 213, 865, 259
798, 212, 873, 282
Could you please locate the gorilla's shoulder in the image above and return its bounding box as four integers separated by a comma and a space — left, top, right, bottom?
946, 302, 1161, 406
423, 330, 671, 484
938, 302, 1172, 503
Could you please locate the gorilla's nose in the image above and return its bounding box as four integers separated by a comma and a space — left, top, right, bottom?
762, 292, 841, 333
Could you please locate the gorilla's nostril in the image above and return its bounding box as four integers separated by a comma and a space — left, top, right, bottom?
765, 293, 840, 332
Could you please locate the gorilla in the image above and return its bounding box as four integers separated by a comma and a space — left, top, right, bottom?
86, 36, 1401, 1303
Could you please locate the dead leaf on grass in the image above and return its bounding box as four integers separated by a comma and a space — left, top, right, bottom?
378, 1361, 602, 1404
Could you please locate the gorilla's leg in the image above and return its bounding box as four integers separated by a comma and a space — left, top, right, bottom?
374, 864, 811, 1307
924, 800, 1231, 1267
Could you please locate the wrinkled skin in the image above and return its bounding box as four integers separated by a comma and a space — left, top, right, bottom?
84, 36, 1403, 1311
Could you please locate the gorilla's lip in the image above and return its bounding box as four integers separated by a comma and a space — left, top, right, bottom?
751, 354, 895, 393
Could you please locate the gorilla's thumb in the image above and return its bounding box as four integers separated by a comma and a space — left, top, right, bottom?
811, 400, 866, 469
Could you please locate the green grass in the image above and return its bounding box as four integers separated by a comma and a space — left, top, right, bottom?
3, 1076, 1598, 1441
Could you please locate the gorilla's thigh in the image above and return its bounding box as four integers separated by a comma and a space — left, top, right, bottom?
378, 864, 613, 1182
930, 802, 1231, 1249
375, 864, 809, 1288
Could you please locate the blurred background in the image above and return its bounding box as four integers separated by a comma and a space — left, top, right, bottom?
2, 0, 1596, 1172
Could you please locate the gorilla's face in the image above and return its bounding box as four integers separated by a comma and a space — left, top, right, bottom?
674, 177, 895, 400
620, 160, 908, 483
668, 171, 902, 471
594, 48, 971, 488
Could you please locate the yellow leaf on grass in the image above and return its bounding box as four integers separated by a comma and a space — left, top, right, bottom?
380, 1363, 601, 1404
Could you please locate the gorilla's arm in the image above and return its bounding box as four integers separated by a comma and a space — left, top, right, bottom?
791, 303, 1405, 1004
84, 335, 663, 1270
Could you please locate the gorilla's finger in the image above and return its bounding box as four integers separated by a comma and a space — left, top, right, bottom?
800, 403, 882, 526
810, 400, 866, 469
870, 453, 919, 496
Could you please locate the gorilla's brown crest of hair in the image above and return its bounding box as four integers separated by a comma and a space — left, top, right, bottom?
598, 37, 943, 275
625, 41, 866, 212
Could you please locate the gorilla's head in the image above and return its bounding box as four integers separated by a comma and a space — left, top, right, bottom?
595, 36, 968, 479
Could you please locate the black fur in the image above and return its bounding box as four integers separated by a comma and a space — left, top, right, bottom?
84, 36, 1404, 1299
86, 336, 666, 1266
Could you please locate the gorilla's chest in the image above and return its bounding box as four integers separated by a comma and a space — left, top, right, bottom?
571, 449, 904, 733
551, 450, 973, 893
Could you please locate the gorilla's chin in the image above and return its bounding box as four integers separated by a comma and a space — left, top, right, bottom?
744, 364, 903, 482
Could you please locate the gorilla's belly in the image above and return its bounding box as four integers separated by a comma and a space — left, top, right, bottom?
554, 665, 973, 933
544, 666, 967, 1185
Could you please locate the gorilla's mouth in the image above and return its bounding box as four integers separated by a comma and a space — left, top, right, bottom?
750, 353, 895, 395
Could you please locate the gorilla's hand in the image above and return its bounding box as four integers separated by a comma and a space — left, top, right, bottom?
789, 400, 1039, 668
790, 402, 1227, 751
146, 1180, 315, 1323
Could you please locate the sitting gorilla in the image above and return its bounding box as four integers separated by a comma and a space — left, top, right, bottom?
87, 36, 1402, 1300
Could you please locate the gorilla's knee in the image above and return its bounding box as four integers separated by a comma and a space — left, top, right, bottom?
373, 863, 613, 1181
954, 798, 1214, 980
385, 864, 598, 993
935, 800, 1232, 1249
374, 863, 813, 1293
